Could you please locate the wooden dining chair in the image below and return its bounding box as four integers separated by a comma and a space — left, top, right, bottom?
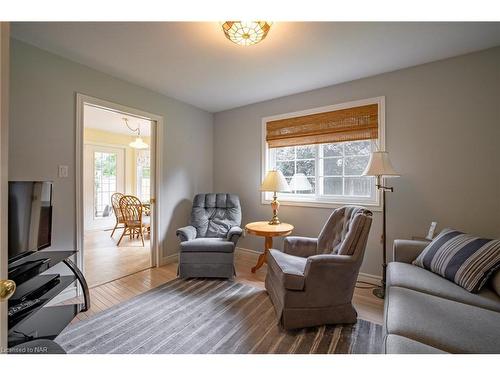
117, 195, 150, 247
110, 192, 125, 237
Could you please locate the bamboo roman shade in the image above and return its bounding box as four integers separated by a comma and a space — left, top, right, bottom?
266, 103, 379, 148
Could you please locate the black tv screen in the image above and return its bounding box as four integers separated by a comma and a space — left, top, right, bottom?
8, 181, 53, 261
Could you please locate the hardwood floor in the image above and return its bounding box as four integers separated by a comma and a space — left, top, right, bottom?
69, 249, 384, 325
84, 229, 151, 287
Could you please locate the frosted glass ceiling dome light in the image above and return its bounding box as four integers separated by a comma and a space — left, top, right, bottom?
222, 21, 272, 46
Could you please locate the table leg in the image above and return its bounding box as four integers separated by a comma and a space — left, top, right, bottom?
251, 236, 273, 273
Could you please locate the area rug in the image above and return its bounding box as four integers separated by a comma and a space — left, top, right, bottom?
55, 278, 382, 354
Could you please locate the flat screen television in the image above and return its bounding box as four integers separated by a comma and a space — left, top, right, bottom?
8, 181, 53, 262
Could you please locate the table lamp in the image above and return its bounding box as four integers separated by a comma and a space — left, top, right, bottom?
260, 170, 290, 225
362, 151, 400, 299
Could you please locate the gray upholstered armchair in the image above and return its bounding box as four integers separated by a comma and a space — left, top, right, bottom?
265, 206, 373, 329
176, 193, 242, 279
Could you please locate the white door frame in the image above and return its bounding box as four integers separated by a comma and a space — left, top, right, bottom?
75, 93, 164, 278
0, 22, 9, 352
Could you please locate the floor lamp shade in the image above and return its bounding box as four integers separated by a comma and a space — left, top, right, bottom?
362, 151, 399, 177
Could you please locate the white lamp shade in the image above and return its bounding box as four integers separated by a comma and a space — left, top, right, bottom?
260, 170, 291, 192
362, 151, 400, 177
289, 173, 312, 191
129, 137, 149, 149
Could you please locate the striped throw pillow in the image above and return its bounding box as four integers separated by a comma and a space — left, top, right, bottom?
413, 228, 500, 293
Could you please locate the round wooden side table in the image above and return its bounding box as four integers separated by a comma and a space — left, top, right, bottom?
245, 221, 294, 273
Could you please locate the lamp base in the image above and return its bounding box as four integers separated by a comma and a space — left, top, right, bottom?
372, 287, 385, 299
268, 217, 281, 225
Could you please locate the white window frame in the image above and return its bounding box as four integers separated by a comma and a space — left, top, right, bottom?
261, 96, 385, 210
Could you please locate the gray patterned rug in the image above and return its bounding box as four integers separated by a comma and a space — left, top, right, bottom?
55, 278, 382, 354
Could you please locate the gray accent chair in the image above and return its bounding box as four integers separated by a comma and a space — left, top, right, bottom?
176, 193, 242, 279
265, 206, 373, 330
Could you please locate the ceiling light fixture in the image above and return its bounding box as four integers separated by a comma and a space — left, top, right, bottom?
123, 118, 148, 149
221, 21, 272, 46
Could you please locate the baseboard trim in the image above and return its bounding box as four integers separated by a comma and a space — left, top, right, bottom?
236, 246, 261, 255
357, 272, 382, 286
160, 253, 179, 266
236, 247, 382, 285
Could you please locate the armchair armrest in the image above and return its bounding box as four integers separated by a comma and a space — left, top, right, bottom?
303, 254, 358, 303
176, 225, 197, 242
227, 226, 243, 245
283, 237, 318, 258
393, 239, 430, 264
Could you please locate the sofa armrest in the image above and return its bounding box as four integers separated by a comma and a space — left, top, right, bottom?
227, 226, 243, 245
393, 239, 430, 264
176, 225, 197, 242
283, 237, 318, 258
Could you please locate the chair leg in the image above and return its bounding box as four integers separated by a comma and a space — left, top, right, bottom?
110, 222, 118, 237
140, 227, 145, 247
117, 227, 127, 246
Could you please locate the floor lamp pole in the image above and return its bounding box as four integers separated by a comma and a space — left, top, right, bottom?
373, 176, 393, 299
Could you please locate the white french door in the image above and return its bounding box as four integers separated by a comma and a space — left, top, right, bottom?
84, 144, 125, 231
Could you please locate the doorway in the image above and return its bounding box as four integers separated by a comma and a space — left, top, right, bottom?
76, 95, 162, 289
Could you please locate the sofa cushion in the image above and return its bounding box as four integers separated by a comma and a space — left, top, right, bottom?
267, 249, 306, 291
387, 262, 500, 313
180, 238, 235, 253
385, 286, 500, 353
384, 334, 446, 354
413, 228, 500, 292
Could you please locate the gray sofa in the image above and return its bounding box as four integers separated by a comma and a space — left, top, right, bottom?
176, 193, 242, 279
384, 239, 500, 354
266, 206, 373, 329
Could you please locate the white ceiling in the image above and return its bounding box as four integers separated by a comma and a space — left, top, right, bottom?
84, 104, 151, 136
12, 22, 500, 112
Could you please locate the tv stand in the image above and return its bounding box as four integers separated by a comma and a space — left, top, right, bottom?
7, 250, 90, 348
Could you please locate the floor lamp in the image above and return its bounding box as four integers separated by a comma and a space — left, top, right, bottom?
362, 151, 400, 299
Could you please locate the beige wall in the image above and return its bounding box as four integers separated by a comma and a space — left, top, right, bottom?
9, 39, 214, 262
83, 128, 151, 195
213, 47, 500, 277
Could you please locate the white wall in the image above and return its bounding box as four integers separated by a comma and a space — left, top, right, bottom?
9, 39, 214, 261
213, 47, 500, 277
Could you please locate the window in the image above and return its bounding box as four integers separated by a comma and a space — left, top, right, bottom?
136, 150, 151, 202
262, 97, 384, 208
94, 151, 117, 218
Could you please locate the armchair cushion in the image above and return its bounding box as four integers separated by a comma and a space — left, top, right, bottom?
191, 193, 242, 238
176, 225, 197, 242
180, 238, 235, 253
268, 249, 307, 291
283, 237, 318, 258
317, 206, 373, 254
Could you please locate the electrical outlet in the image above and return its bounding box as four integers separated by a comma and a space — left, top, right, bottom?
58, 165, 68, 178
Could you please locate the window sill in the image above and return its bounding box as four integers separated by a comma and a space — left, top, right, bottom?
261, 197, 382, 212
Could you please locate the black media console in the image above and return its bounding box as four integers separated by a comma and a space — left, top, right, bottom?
7, 250, 90, 348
